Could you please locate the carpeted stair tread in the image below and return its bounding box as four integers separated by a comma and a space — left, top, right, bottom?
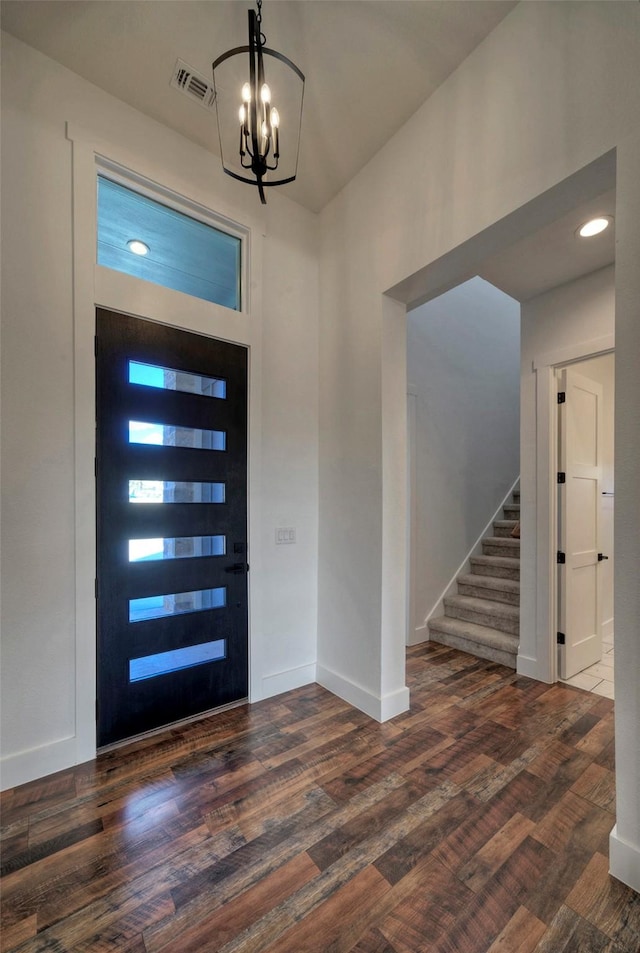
458, 572, 519, 592
427, 616, 518, 668
470, 554, 520, 579
458, 573, 520, 606
444, 594, 519, 635
503, 503, 520, 519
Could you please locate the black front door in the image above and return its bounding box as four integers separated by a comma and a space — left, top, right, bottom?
96, 308, 248, 747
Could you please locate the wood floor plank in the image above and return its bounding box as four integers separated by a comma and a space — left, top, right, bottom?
318, 725, 452, 805
457, 812, 536, 893
308, 783, 420, 873
258, 864, 390, 953
595, 738, 616, 773
565, 851, 640, 950
533, 903, 628, 953
575, 711, 615, 759
570, 763, 616, 814
485, 905, 547, 953
219, 785, 337, 843
532, 789, 613, 854
0, 912, 37, 952
349, 927, 398, 953
151, 851, 320, 953
2, 646, 637, 953
374, 791, 478, 885
430, 789, 523, 875
33, 822, 215, 933
374, 856, 473, 953
527, 738, 592, 784
522, 844, 594, 927
431, 835, 552, 953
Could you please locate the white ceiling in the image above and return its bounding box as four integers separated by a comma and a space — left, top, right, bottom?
479, 188, 616, 302
1, 0, 617, 297
1, 0, 516, 213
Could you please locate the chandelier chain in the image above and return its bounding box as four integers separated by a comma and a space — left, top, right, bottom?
256, 0, 266, 47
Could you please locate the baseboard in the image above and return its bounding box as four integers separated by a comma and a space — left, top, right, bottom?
408, 622, 429, 647
516, 652, 549, 681
380, 686, 411, 721
316, 664, 410, 723
261, 663, 316, 699
423, 476, 521, 625
609, 825, 640, 893
602, 617, 614, 640
0, 735, 77, 791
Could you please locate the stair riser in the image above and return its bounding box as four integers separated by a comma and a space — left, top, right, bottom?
483, 542, 520, 559
512, 491, 520, 501
458, 583, 520, 606
470, 559, 520, 581
428, 627, 517, 669
493, 524, 518, 538
503, 505, 520, 520
444, 601, 520, 636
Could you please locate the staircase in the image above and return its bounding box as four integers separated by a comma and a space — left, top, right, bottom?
428, 487, 520, 668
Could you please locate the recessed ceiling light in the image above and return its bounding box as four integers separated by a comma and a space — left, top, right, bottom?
577, 217, 612, 238
127, 239, 150, 255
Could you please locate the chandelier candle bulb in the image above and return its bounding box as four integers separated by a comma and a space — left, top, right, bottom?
271, 107, 279, 156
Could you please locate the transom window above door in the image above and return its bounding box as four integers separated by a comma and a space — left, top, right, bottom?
97, 175, 241, 309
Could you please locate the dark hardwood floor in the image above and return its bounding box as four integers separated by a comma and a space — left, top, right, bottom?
2, 642, 639, 952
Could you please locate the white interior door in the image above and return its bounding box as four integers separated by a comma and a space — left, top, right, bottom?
558, 367, 603, 679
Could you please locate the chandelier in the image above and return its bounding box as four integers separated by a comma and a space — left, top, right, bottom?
212, 0, 305, 204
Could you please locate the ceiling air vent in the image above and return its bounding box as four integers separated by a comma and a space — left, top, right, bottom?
171, 59, 216, 109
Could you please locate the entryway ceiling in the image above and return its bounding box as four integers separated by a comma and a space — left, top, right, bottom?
0, 0, 516, 213
478, 188, 616, 302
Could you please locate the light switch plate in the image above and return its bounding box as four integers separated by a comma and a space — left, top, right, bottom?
275, 527, 296, 544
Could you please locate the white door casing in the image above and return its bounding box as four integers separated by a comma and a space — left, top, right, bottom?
558, 367, 603, 679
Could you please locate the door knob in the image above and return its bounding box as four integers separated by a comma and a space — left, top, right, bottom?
597, 553, 609, 561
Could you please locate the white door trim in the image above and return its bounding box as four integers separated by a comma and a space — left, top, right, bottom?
406, 387, 418, 644
558, 367, 604, 679
531, 334, 614, 684
67, 123, 265, 772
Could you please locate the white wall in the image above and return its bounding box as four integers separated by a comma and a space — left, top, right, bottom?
0, 32, 319, 788
318, 2, 640, 890
407, 277, 520, 639
260, 203, 320, 691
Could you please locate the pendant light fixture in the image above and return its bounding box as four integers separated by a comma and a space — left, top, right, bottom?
212, 0, 304, 204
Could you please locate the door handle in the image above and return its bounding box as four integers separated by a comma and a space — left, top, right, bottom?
225, 562, 248, 574
597, 553, 609, 561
